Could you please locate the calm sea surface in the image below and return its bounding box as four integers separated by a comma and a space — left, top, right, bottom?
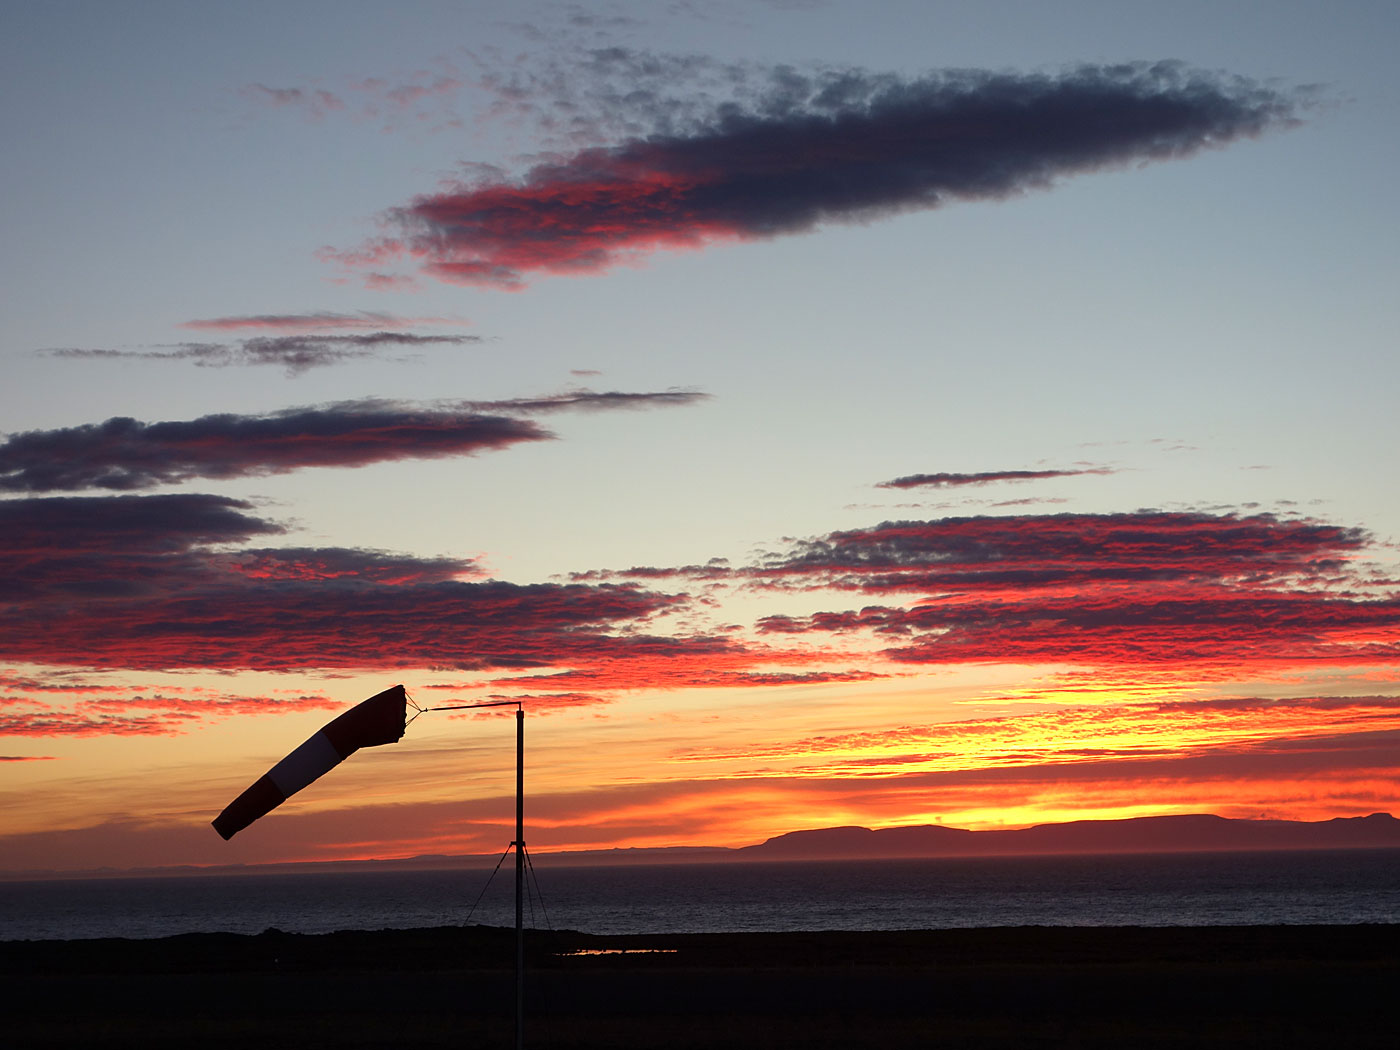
2, 849, 1397, 942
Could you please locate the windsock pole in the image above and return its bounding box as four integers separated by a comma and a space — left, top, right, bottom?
426, 699, 525, 1047
514, 705, 524, 1050
217, 689, 528, 1044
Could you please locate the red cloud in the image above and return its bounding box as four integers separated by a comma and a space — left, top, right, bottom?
748, 512, 1400, 676
1, 708, 190, 738
7, 497, 1397, 709
0, 494, 754, 683
0, 573, 697, 674
481, 667, 884, 694
1, 493, 855, 701
0, 670, 151, 695
328, 64, 1299, 288
226, 548, 480, 585
469, 692, 611, 713
0, 690, 343, 738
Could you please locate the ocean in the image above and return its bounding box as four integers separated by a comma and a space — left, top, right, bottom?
2, 848, 1397, 942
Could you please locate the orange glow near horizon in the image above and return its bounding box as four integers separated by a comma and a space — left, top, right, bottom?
10, 671, 1393, 873
4, 647, 1399, 873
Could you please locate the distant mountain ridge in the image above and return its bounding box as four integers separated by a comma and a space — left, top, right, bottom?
735, 813, 1400, 861
9, 813, 1398, 881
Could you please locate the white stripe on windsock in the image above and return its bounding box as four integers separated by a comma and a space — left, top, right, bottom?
266, 731, 345, 798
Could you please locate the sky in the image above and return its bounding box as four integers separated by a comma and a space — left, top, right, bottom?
3, 0, 1399, 876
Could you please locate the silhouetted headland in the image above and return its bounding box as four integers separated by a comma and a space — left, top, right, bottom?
733, 811, 1400, 862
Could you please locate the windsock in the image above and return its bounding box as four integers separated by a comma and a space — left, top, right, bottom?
213, 684, 408, 840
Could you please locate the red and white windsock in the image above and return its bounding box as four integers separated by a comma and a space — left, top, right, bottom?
212, 684, 408, 840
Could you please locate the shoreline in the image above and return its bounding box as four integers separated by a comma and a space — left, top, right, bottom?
4, 919, 1397, 956
8, 924, 1398, 1048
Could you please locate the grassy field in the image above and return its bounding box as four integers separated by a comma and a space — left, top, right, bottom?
5, 924, 1396, 1049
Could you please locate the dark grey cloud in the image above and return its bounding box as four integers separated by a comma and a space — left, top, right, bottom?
0, 495, 476, 612
180, 312, 469, 332
41, 332, 482, 376
461, 388, 710, 413
0, 493, 281, 554
334, 59, 1304, 288
0, 493, 284, 602
878, 468, 1115, 489
0, 402, 550, 492
0, 389, 710, 493
749, 513, 1368, 591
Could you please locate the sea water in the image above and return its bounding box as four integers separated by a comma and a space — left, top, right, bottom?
2, 849, 1396, 942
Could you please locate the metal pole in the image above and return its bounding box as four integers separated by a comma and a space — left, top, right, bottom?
514, 705, 524, 1050
424, 699, 525, 1045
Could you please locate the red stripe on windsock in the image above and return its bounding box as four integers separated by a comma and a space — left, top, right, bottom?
212, 774, 286, 840
321, 685, 409, 757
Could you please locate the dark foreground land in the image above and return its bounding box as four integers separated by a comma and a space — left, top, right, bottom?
4, 924, 1396, 1049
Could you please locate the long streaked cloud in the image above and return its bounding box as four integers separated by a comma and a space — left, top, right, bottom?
41, 332, 481, 376
2, 491, 280, 550
664, 719, 1400, 834
327, 61, 1301, 288
0, 494, 763, 682
460, 388, 709, 413
579, 511, 1371, 592
0, 390, 706, 493
0, 575, 786, 678
0, 496, 485, 610
1, 494, 282, 603
570, 510, 1400, 681
6, 497, 1398, 730
878, 468, 1114, 490
474, 666, 886, 693
748, 512, 1400, 674
180, 312, 471, 332
750, 513, 1369, 592
0, 403, 548, 492
676, 695, 1400, 771
834, 595, 1400, 672
0, 692, 343, 739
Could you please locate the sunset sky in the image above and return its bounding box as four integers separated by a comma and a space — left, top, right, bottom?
3, 1, 1399, 876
